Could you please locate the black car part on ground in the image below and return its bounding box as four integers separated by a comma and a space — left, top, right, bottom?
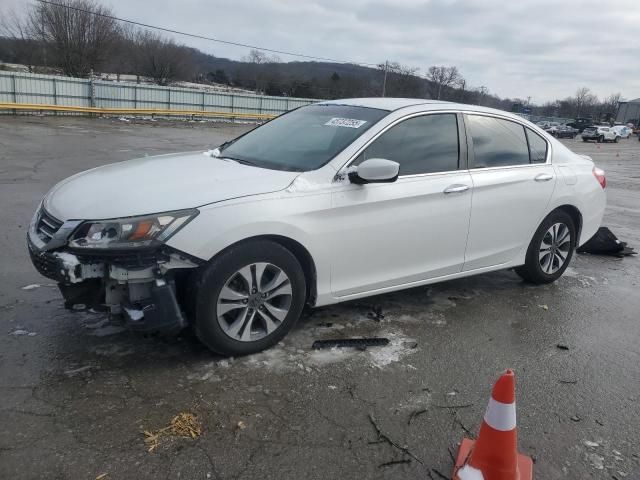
312, 338, 390, 350
577, 227, 636, 257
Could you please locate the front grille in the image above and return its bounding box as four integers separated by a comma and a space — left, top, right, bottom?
36, 209, 63, 243
28, 241, 63, 280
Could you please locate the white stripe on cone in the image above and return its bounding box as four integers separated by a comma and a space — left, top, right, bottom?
484, 397, 517, 432
458, 464, 485, 480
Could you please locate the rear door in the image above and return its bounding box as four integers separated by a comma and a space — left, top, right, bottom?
463, 115, 556, 270
330, 113, 473, 297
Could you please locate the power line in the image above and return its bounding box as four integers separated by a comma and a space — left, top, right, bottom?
34, 0, 380, 67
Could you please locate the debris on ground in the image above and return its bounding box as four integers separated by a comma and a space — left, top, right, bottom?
368, 413, 424, 465
378, 459, 412, 468
408, 409, 428, 425
367, 305, 385, 321
312, 337, 389, 350
577, 227, 637, 257
538, 304, 549, 310
21, 284, 40, 290
556, 343, 570, 350
95, 474, 109, 480
316, 322, 334, 328
143, 412, 202, 452
559, 379, 578, 384
570, 415, 581, 422
584, 440, 600, 448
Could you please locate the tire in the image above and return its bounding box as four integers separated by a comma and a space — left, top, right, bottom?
597, 136, 604, 143
582, 138, 588, 142
614, 136, 619, 143
515, 210, 576, 284
193, 240, 306, 356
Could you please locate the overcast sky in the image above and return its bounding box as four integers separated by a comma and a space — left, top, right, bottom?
6, 0, 639, 102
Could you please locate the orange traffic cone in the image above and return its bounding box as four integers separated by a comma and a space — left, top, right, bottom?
452, 370, 533, 480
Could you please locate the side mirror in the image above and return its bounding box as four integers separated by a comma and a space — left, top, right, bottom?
348, 158, 400, 185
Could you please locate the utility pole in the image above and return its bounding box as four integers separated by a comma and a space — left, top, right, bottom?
381, 61, 388, 97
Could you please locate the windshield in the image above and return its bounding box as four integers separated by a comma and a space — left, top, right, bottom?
220, 104, 388, 171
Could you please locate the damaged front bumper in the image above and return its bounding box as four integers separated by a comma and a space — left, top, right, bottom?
27, 211, 201, 334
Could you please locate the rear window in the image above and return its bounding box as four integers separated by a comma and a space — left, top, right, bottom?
466, 115, 530, 168
526, 128, 548, 163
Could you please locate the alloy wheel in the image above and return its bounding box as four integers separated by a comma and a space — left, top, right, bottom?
216, 262, 292, 342
539, 223, 571, 274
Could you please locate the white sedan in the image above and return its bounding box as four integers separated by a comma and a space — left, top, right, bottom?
28, 98, 607, 355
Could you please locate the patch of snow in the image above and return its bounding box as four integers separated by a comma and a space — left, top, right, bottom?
124, 307, 144, 321
10, 329, 36, 336
368, 331, 418, 369
52, 252, 82, 283
64, 365, 96, 376
87, 325, 126, 337
586, 453, 604, 469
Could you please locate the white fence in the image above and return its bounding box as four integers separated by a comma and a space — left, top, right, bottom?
0, 71, 317, 117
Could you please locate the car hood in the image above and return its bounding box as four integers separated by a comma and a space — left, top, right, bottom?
44, 152, 300, 220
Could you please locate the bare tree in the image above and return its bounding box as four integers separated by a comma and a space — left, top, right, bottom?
601, 93, 622, 116
133, 31, 190, 86
21, 0, 120, 77
572, 87, 598, 117
377, 60, 421, 97
426, 66, 461, 100
0, 8, 45, 71
243, 49, 280, 64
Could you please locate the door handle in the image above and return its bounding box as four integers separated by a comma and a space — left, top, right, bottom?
534, 173, 553, 182
443, 184, 470, 194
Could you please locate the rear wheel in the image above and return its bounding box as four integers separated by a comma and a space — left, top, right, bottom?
597, 135, 604, 143
515, 211, 576, 284
194, 240, 306, 356
614, 136, 619, 143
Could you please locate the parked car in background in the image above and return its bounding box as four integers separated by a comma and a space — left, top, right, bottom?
27, 98, 607, 355
549, 125, 578, 138
566, 118, 593, 133
581, 125, 619, 143
611, 125, 632, 139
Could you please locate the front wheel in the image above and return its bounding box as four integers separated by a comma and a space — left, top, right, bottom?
194, 240, 307, 356
515, 211, 576, 284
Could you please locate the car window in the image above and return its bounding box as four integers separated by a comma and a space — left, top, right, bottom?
526, 128, 548, 163
221, 105, 388, 172
466, 115, 530, 168
352, 114, 459, 175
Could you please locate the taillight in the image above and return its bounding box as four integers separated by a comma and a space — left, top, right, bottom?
593, 166, 606, 189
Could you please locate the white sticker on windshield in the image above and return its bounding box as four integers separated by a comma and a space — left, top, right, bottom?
325, 117, 367, 128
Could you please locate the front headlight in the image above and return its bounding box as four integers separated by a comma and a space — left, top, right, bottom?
68, 209, 199, 249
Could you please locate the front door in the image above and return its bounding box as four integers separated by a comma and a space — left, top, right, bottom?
329, 113, 473, 297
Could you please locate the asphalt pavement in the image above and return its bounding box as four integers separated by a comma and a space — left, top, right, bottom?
0, 116, 638, 479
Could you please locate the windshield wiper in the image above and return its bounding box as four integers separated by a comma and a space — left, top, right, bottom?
221, 156, 259, 167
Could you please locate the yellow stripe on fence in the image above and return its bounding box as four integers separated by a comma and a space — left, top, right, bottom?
0, 102, 277, 120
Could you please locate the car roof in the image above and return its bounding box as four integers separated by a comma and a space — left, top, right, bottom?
316, 97, 528, 122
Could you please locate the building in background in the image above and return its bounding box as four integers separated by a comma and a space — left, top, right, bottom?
616, 98, 640, 125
